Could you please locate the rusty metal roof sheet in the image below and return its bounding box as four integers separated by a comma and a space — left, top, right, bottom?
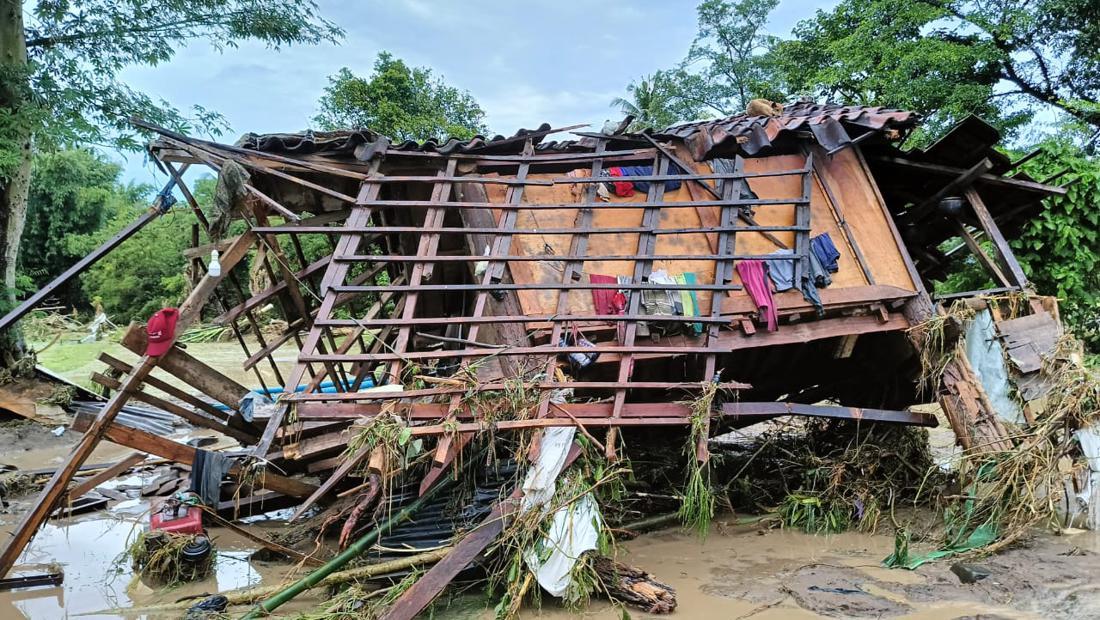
229, 102, 918, 162
657, 101, 919, 161
234, 123, 588, 160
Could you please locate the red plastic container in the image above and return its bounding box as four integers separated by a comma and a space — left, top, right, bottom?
150, 504, 204, 535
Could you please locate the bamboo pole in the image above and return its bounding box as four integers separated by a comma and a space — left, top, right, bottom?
96, 546, 453, 615
239, 472, 456, 619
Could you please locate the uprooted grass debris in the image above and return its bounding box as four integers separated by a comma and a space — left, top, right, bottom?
719, 418, 942, 535
126, 530, 214, 586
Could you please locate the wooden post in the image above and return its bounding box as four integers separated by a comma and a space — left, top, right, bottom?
964, 188, 1029, 288
0, 231, 256, 577
949, 219, 1011, 287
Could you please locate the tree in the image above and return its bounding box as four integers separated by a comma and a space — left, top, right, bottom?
610, 72, 686, 131
772, 0, 1100, 141
313, 52, 488, 141
1012, 138, 1100, 350
678, 0, 785, 116
19, 149, 125, 306
73, 178, 218, 325
0, 0, 343, 364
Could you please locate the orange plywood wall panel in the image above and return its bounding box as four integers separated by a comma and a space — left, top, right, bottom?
817, 148, 916, 290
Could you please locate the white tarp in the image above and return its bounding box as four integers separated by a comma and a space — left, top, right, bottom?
520, 426, 576, 513
964, 309, 1024, 424
1075, 425, 1100, 529
517, 426, 604, 597
524, 493, 603, 597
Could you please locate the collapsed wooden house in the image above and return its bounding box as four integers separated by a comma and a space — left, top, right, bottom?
0, 102, 1074, 615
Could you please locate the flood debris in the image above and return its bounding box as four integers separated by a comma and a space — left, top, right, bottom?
0, 101, 1094, 618
127, 530, 214, 586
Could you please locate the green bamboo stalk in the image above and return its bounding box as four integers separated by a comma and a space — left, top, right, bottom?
240, 476, 455, 619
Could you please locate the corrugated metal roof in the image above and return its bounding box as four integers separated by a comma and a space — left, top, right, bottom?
235, 123, 588, 160
657, 101, 919, 161
230, 102, 918, 162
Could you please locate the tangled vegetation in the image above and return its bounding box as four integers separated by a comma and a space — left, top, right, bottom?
127, 531, 214, 587
720, 419, 941, 535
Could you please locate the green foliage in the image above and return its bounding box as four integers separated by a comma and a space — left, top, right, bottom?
619, 0, 784, 124
775, 0, 1100, 137
1013, 139, 1100, 349
778, 493, 852, 534
683, 0, 784, 113
772, 0, 1015, 142
18, 149, 137, 305
22, 0, 343, 152
77, 207, 191, 324
313, 52, 487, 141
68, 177, 219, 325
610, 72, 695, 131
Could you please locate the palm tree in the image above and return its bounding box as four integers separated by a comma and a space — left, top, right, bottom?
610, 73, 678, 131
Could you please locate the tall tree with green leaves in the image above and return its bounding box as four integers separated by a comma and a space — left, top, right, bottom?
0, 0, 343, 364
20, 149, 127, 305
679, 0, 785, 116
610, 71, 697, 131
773, 0, 1100, 141
314, 52, 488, 142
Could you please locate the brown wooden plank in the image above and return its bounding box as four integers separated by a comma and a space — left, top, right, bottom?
69, 412, 317, 498
871, 156, 1067, 195
964, 188, 1029, 287
90, 373, 257, 445
120, 318, 251, 412
949, 219, 1011, 286
97, 353, 230, 422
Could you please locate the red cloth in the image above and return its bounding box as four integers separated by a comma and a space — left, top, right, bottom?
590, 274, 626, 315
735, 261, 778, 332
607, 167, 635, 197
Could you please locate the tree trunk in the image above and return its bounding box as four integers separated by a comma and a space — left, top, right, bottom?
0, 0, 32, 365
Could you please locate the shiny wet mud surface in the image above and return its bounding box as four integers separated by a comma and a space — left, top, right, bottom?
3, 505, 1100, 619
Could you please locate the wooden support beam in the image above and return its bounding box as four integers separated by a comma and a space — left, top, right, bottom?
901, 158, 993, 223
119, 325, 251, 412
871, 156, 1067, 195
721, 402, 938, 426
69, 412, 317, 498
949, 219, 1012, 287
964, 188, 1029, 288
97, 353, 230, 422
212, 255, 332, 325
90, 373, 257, 445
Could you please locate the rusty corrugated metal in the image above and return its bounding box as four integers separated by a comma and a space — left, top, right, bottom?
657, 102, 919, 161
235, 123, 587, 159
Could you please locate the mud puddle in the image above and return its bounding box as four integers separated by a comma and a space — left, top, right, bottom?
3, 507, 1099, 619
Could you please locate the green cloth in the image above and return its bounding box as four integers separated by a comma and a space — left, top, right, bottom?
883, 522, 997, 569
675, 272, 703, 336
884, 462, 1000, 569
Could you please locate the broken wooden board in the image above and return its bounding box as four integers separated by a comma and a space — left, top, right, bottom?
996, 310, 1062, 375
69, 411, 316, 499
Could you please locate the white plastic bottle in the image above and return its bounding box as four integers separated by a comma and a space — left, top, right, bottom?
208, 250, 222, 277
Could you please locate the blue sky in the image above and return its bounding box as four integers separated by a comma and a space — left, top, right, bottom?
117, 1, 837, 185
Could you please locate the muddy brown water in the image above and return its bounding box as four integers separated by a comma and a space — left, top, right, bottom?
3, 503, 1099, 619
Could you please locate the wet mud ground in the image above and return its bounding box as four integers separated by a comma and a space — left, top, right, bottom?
2, 496, 1100, 619
3, 338, 1100, 618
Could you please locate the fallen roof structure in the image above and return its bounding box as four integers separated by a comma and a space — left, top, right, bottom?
0, 100, 1082, 616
